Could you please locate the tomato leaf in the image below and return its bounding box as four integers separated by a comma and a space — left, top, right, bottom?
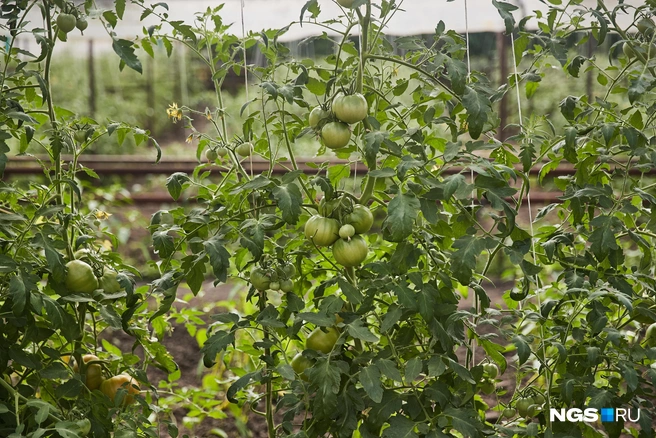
382, 415, 418, 438
462, 86, 491, 140
273, 183, 303, 224
204, 237, 230, 284
201, 330, 236, 367
111, 39, 143, 74
226, 371, 259, 403
346, 320, 379, 342
360, 365, 383, 403
383, 193, 420, 242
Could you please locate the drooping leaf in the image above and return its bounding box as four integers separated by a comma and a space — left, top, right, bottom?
383, 193, 420, 242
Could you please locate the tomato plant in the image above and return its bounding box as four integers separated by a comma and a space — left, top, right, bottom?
100, 375, 140, 406
0, 1, 172, 436
139, 0, 656, 436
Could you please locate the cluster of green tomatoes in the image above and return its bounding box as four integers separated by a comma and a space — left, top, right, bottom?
304, 197, 374, 268
55, 5, 88, 35
309, 92, 369, 150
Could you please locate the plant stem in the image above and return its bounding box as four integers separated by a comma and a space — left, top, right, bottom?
258, 291, 275, 438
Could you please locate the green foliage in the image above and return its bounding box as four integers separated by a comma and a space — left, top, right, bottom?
148, 0, 656, 436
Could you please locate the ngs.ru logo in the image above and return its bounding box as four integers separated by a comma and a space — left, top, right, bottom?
550, 407, 641, 423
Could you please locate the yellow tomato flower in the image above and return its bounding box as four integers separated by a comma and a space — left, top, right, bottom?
167, 103, 183, 122
94, 210, 112, 220
185, 134, 194, 144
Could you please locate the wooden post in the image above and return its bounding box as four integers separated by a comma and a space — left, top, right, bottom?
88, 40, 96, 117
496, 32, 508, 142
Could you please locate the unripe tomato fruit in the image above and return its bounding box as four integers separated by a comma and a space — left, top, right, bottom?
65, 260, 98, 294
623, 42, 636, 59
321, 122, 351, 149
57, 13, 77, 33
515, 397, 534, 417
250, 268, 271, 291
217, 147, 228, 157
74, 130, 87, 143
333, 93, 368, 124
291, 353, 313, 380
269, 281, 280, 291
479, 379, 496, 395
99, 270, 122, 294
645, 323, 656, 347
333, 235, 368, 267
309, 107, 330, 128
78, 355, 103, 390
304, 215, 340, 247
532, 393, 546, 406
637, 18, 655, 37
344, 205, 374, 234
205, 149, 218, 162
502, 408, 516, 418
280, 279, 294, 293
76, 17, 88, 31
282, 264, 296, 278
64, 354, 103, 390
236, 142, 252, 157
339, 224, 356, 239
483, 363, 499, 379
306, 327, 340, 354
101, 374, 140, 406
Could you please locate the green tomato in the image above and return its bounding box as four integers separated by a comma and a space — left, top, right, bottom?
344, 205, 374, 234
291, 353, 313, 381
483, 363, 499, 379
337, 0, 357, 7
76, 17, 88, 32
637, 18, 655, 37
205, 149, 218, 162
269, 281, 280, 291
502, 408, 516, 418
74, 130, 87, 143
99, 270, 123, 294
304, 215, 340, 247
306, 327, 340, 354
250, 268, 271, 291
282, 264, 296, 278
333, 235, 368, 267
279, 279, 294, 293
479, 379, 496, 395
532, 393, 546, 406
515, 397, 534, 417
333, 93, 368, 124
321, 122, 351, 149
309, 107, 330, 128
217, 147, 228, 157
57, 13, 77, 33
623, 42, 636, 59
339, 224, 356, 239
65, 260, 98, 294
236, 142, 252, 157
645, 323, 656, 347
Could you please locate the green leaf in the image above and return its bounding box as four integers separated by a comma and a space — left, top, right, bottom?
444, 407, 484, 437
446, 59, 467, 96
9, 274, 28, 315
273, 184, 303, 224
462, 86, 491, 139
54, 379, 84, 399
492, 0, 517, 34
480, 340, 507, 373
115, 0, 126, 19
450, 235, 492, 284
360, 365, 383, 403
383, 193, 420, 242
166, 172, 189, 200
204, 237, 231, 283
347, 320, 379, 342
152, 230, 175, 258
382, 415, 418, 438
226, 371, 258, 403
328, 163, 350, 187
375, 358, 402, 382
99, 305, 122, 329
363, 131, 386, 166
404, 357, 422, 382
337, 277, 362, 304
112, 39, 143, 74
306, 77, 326, 95
201, 330, 236, 367
512, 335, 531, 365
